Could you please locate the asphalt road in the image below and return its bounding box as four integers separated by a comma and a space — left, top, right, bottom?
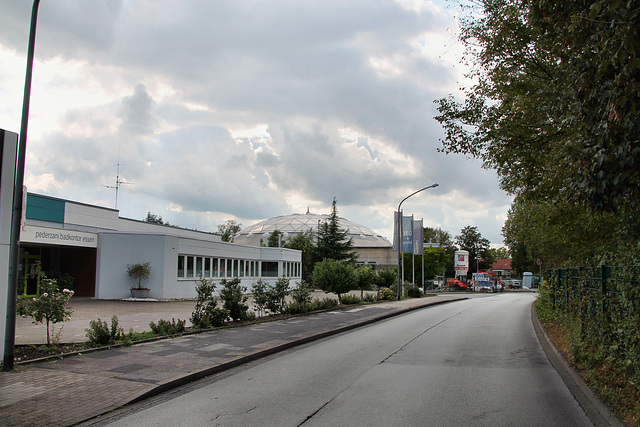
98, 293, 592, 426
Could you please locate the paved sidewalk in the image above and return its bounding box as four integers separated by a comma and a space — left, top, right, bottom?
0, 295, 463, 426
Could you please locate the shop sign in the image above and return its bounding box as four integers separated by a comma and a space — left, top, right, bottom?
21, 225, 98, 248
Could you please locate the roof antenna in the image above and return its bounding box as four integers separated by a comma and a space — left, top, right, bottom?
103, 149, 134, 209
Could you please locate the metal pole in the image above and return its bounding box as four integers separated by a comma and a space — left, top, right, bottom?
396, 183, 438, 300
4, 0, 41, 371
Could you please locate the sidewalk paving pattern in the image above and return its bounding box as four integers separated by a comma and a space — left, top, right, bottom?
0, 296, 463, 426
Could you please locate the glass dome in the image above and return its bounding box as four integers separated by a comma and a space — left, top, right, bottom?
233, 213, 391, 248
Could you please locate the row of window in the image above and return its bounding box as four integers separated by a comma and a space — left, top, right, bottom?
177, 255, 300, 279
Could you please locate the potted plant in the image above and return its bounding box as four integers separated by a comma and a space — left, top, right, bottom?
127, 262, 152, 298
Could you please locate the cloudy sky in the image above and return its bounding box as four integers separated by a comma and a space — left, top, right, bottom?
0, 0, 512, 246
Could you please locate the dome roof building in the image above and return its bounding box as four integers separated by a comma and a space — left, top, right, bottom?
233, 212, 395, 270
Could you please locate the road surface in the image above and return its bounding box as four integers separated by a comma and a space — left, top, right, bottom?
96, 293, 592, 426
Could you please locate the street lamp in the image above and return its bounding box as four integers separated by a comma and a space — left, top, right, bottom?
4, 0, 41, 371
396, 183, 439, 300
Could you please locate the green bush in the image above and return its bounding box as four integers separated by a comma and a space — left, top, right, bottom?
149, 318, 186, 335
18, 276, 74, 346
265, 277, 290, 315
191, 277, 227, 328
309, 297, 339, 311
406, 285, 423, 298
362, 293, 376, 303
340, 294, 361, 305
312, 259, 357, 303
290, 280, 312, 305
86, 315, 124, 346
251, 279, 269, 317
377, 288, 396, 301
285, 301, 309, 315
219, 278, 250, 321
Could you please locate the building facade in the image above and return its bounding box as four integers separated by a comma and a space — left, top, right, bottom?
17, 193, 302, 300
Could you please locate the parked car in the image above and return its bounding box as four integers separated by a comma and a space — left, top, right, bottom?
510, 279, 522, 289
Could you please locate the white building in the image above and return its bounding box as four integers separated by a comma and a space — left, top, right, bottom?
17, 192, 301, 300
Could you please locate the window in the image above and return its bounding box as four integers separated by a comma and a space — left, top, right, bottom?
204, 258, 211, 277
196, 257, 203, 277
212, 258, 219, 277
177, 256, 184, 278
186, 256, 194, 278
262, 261, 278, 277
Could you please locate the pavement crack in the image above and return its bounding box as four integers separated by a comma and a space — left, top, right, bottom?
379, 307, 472, 365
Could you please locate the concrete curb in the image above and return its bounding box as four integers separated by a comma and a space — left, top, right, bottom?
125, 297, 465, 405
531, 304, 624, 427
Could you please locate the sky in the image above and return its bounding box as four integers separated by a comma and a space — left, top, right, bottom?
0, 0, 513, 247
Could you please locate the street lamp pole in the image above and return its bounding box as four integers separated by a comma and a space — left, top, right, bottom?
396, 183, 438, 300
4, 0, 41, 371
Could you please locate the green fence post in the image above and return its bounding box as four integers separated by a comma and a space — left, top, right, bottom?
601, 264, 610, 315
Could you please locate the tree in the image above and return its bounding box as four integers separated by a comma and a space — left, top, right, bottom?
127, 262, 151, 289
422, 247, 448, 279
455, 226, 490, 274
144, 212, 168, 225
355, 265, 376, 299
435, 0, 640, 215
424, 226, 456, 277
217, 220, 242, 242
312, 259, 357, 303
284, 230, 316, 282
267, 230, 283, 247
315, 198, 358, 263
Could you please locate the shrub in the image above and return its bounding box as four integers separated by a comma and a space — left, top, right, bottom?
377, 288, 396, 301
291, 280, 313, 305
191, 277, 227, 328
340, 294, 361, 305
285, 301, 309, 315
251, 279, 269, 317
309, 297, 339, 311
406, 285, 423, 298
362, 293, 376, 303
149, 318, 186, 335
86, 315, 124, 346
127, 262, 151, 289
18, 275, 74, 346
265, 277, 290, 315
219, 278, 250, 321
313, 259, 357, 303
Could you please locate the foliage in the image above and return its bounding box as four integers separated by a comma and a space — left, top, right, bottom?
315, 198, 358, 263
455, 226, 491, 273
355, 265, 376, 298
362, 293, 376, 303
267, 230, 283, 247
85, 315, 125, 346
18, 275, 74, 346
340, 294, 361, 305
290, 280, 313, 305
312, 258, 357, 303
284, 230, 316, 282
535, 267, 640, 424
376, 267, 397, 289
377, 288, 396, 301
502, 194, 621, 270
127, 262, 151, 289
265, 276, 290, 315
54, 272, 75, 292
219, 278, 250, 321
217, 219, 241, 242
422, 247, 448, 279
149, 318, 186, 336
308, 297, 339, 311
406, 285, 423, 298
191, 277, 227, 328
435, 0, 640, 215
144, 212, 169, 225
251, 279, 269, 317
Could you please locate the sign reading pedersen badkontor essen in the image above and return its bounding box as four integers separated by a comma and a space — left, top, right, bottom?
20, 225, 98, 248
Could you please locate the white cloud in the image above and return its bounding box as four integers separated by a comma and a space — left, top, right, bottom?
1, 0, 512, 246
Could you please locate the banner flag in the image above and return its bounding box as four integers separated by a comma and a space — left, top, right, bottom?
393, 211, 400, 251
413, 219, 423, 255
402, 215, 413, 254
